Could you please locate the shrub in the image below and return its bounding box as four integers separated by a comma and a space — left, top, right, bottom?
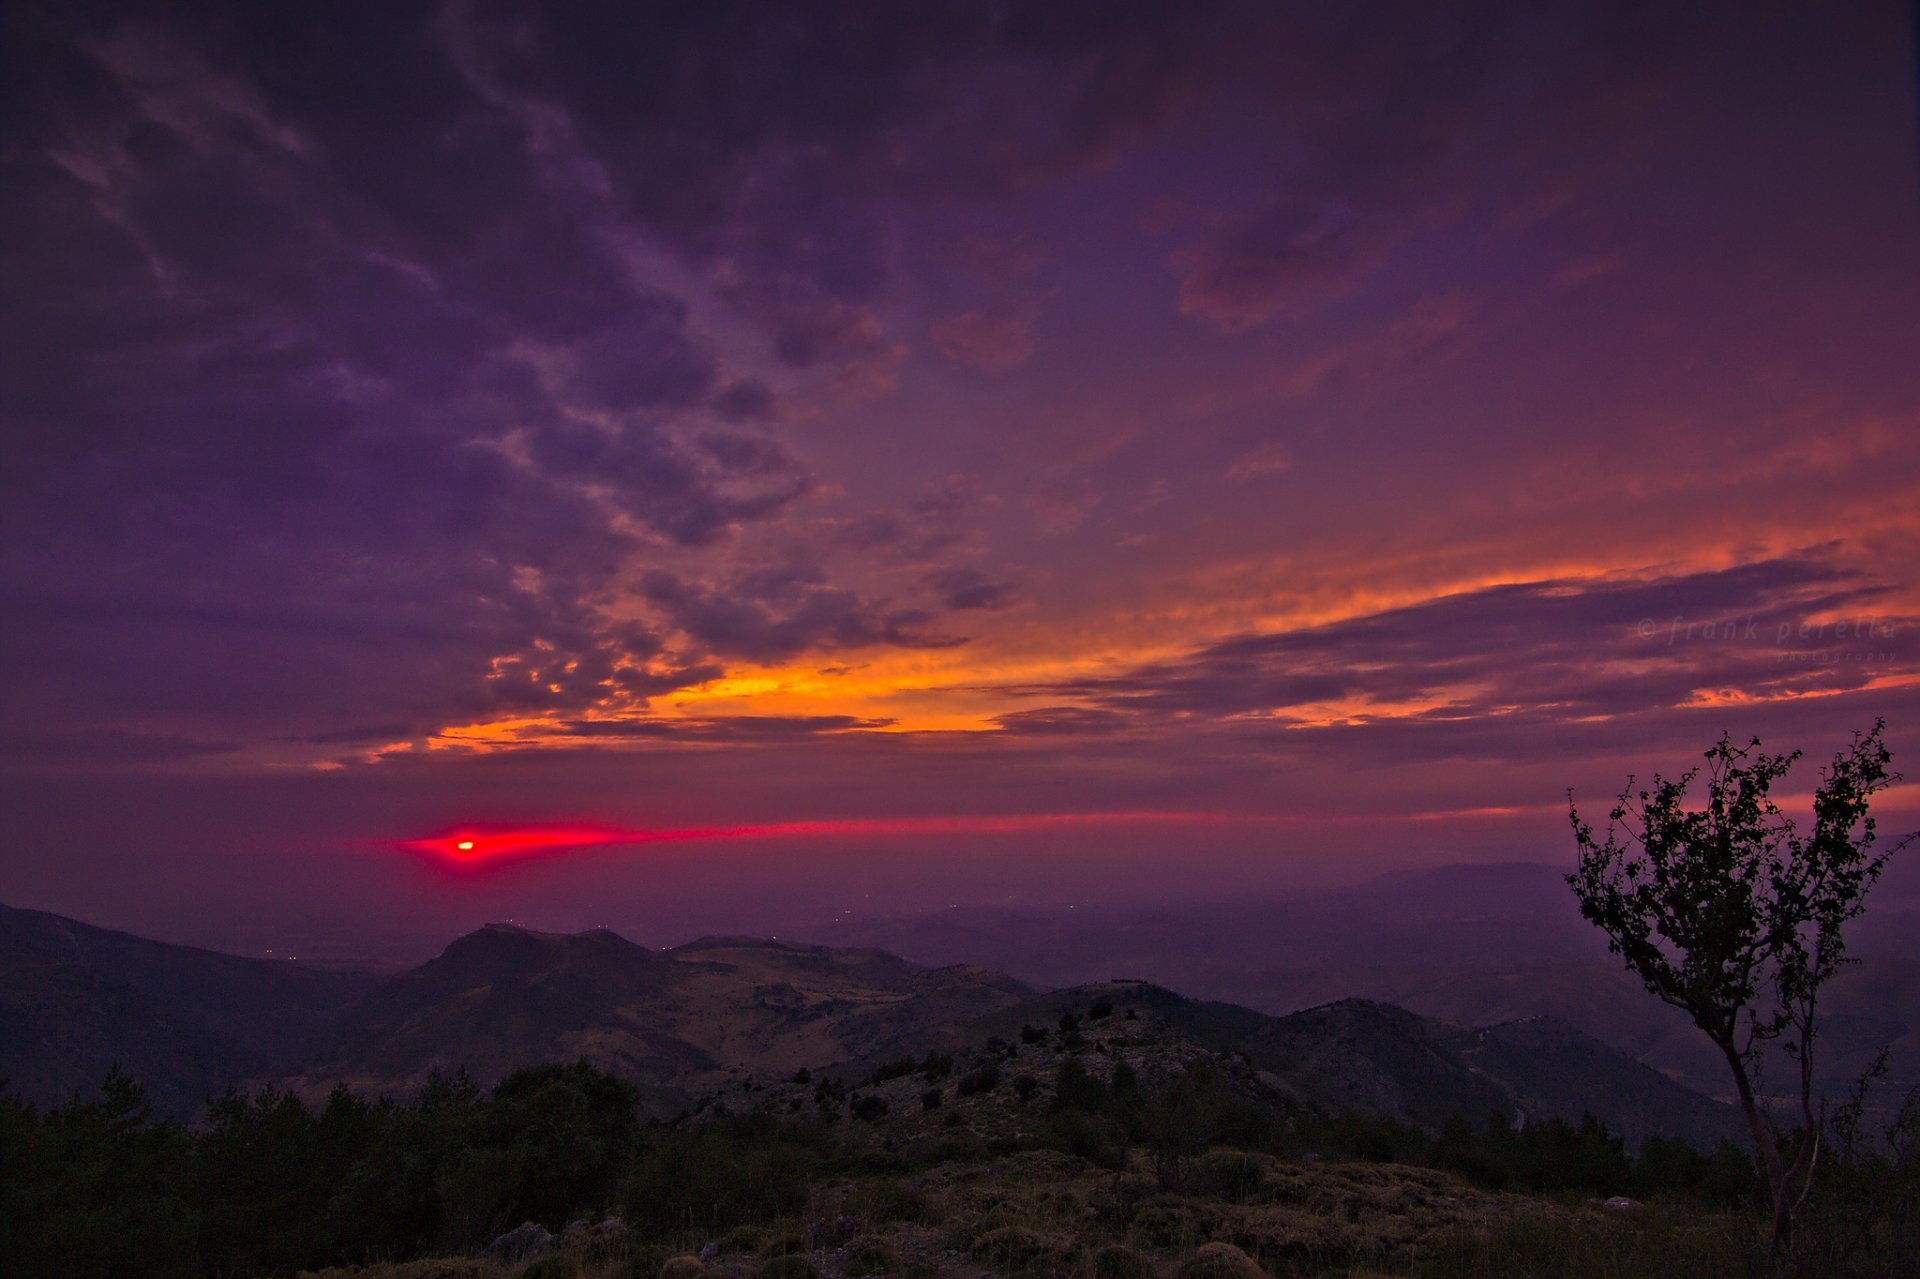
1176, 1242, 1266, 1279
1091, 1243, 1155, 1279
851, 1095, 890, 1122
847, 1178, 931, 1225
757, 1256, 819, 1279
1187, 1151, 1271, 1203
1089, 1000, 1115, 1021
521, 1257, 578, 1279
922, 1088, 944, 1111
957, 1063, 1002, 1097
871, 1059, 918, 1085
627, 1245, 675, 1279
1052, 1059, 1104, 1112
717, 1223, 766, 1252
970, 1225, 1067, 1275
845, 1238, 900, 1276
658, 1258, 707, 1279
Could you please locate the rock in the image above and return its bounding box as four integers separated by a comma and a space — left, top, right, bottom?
482, 1221, 555, 1264
660, 1256, 708, 1279
1601, 1196, 1642, 1211
698, 1242, 720, 1260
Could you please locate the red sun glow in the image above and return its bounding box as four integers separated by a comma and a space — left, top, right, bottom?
399, 811, 1251, 866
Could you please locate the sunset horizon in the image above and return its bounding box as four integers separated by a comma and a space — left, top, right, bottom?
3, 1, 1917, 959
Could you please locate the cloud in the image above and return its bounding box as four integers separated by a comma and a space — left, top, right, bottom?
932, 296, 1044, 372
922, 568, 1022, 612
640, 567, 966, 664
997, 555, 1918, 763
832, 476, 988, 564
553, 714, 895, 742
1175, 200, 1404, 331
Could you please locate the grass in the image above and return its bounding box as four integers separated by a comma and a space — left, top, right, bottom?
293, 1149, 1815, 1279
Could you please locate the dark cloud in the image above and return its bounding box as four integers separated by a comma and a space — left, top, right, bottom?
922, 568, 1022, 613
1003, 556, 1917, 762
832, 476, 986, 565
553, 714, 894, 742
992, 707, 1132, 738
640, 568, 966, 664
710, 379, 777, 423
0, 0, 865, 748
1176, 201, 1403, 331
0, 729, 242, 769
0, 0, 1286, 756
1169, 0, 1734, 329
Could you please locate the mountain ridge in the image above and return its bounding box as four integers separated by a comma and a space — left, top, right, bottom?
3, 901, 1744, 1149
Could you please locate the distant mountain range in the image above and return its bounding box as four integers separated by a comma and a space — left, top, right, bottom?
288, 924, 1034, 1116
1, 898, 1746, 1150
806, 862, 1920, 1107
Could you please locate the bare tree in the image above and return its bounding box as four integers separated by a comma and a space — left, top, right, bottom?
1567, 719, 1909, 1261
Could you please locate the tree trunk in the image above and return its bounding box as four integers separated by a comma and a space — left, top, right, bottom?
1716, 1037, 1792, 1265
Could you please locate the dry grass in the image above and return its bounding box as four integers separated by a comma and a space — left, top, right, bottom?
299, 1149, 1773, 1279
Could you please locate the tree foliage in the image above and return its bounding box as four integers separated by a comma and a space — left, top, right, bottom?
1567, 719, 1909, 1259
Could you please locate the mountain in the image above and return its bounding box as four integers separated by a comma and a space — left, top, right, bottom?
1238, 998, 1516, 1132
808, 862, 1920, 1106
291, 925, 1036, 1115
845, 980, 1743, 1150
0, 904, 1747, 1148
1439, 1016, 1749, 1150
0, 902, 375, 1116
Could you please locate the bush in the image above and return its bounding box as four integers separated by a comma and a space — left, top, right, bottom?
847, 1178, 931, 1225
757, 1256, 819, 1279
1092, 1243, 1156, 1279
957, 1063, 1002, 1097
1052, 1059, 1104, 1112
845, 1238, 900, 1276
970, 1225, 1068, 1275
521, 1257, 578, 1279
1177, 1241, 1266, 1279
851, 1095, 890, 1122
871, 1059, 918, 1085
922, 1088, 944, 1111
627, 1245, 676, 1279
659, 1257, 708, 1279
623, 1115, 829, 1237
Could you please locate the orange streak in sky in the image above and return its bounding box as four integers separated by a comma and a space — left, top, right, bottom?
401, 811, 1245, 865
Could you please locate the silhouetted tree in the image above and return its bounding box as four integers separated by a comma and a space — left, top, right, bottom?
1568, 720, 1909, 1262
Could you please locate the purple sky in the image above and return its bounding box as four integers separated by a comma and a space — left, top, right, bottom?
3, 1, 1918, 958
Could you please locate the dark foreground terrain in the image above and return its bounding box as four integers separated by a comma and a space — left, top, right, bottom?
5, 905, 1918, 1277
6, 991, 1919, 1278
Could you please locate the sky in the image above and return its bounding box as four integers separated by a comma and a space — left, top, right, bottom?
3, 1, 1919, 959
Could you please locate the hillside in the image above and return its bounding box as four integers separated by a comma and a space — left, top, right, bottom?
0, 902, 375, 1116
810, 863, 1920, 1105
0, 904, 1743, 1150
291, 925, 1036, 1114
712, 981, 1743, 1154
